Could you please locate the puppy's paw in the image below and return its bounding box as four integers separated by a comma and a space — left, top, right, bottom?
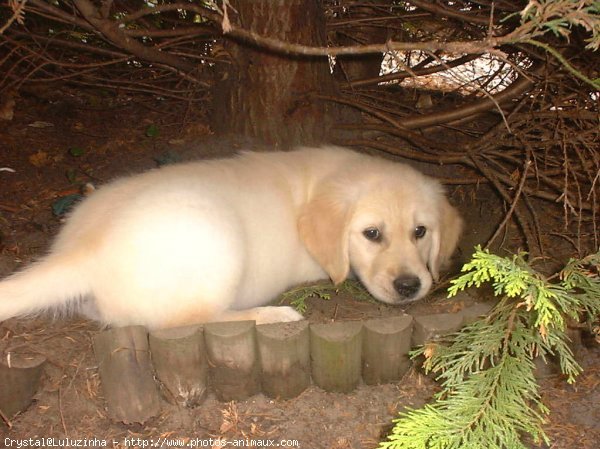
254, 306, 304, 325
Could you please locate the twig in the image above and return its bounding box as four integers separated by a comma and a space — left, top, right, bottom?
0, 406, 12, 428
471, 154, 539, 256
524, 39, 600, 90
487, 157, 532, 248
0, 0, 27, 34
58, 383, 69, 437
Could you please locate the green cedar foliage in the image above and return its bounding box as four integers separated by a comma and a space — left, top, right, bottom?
380, 246, 600, 449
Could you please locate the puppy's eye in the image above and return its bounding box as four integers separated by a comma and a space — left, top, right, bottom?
414, 225, 426, 239
363, 227, 382, 242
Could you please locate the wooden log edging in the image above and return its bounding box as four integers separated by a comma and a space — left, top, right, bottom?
149, 324, 207, 407
363, 315, 413, 385
93, 301, 495, 423
310, 321, 363, 393
92, 325, 161, 424
204, 320, 261, 401
0, 353, 46, 426
256, 320, 310, 399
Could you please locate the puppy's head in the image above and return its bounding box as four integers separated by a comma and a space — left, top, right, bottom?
299, 166, 462, 305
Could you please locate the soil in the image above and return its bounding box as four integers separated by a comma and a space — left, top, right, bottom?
0, 91, 598, 449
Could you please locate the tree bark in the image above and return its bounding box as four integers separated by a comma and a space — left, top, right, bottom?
212, 0, 336, 147
333, 1, 389, 83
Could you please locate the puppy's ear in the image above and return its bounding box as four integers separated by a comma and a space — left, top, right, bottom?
298, 190, 352, 285
428, 197, 463, 281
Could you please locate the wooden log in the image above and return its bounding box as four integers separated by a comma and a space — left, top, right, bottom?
149, 325, 208, 407
0, 353, 46, 425
203, 320, 260, 401
256, 320, 310, 399
362, 315, 413, 385
412, 313, 464, 347
310, 321, 363, 393
93, 326, 161, 424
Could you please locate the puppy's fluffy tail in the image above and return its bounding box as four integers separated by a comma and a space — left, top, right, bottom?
0, 254, 91, 321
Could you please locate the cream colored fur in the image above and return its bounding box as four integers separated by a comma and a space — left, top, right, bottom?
0, 147, 462, 329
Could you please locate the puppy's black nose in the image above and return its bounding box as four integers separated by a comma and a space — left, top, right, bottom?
393, 275, 421, 298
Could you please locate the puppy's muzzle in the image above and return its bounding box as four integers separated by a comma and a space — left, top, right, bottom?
393, 275, 421, 299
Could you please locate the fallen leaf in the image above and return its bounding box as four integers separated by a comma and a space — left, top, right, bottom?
27, 121, 54, 128
28, 151, 49, 167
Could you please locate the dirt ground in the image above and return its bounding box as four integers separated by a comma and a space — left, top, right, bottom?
0, 92, 598, 448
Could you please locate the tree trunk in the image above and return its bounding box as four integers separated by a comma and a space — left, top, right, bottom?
333, 1, 389, 82
212, 0, 336, 147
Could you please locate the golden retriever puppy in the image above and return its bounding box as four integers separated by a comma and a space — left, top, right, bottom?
0, 147, 462, 329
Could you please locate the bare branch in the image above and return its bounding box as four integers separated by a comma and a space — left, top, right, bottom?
226, 24, 504, 57
0, 0, 27, 35
409, 0, 498, 26
346, 54, 481, 88
73, 0, 203, 82
375, 61, 542, 130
